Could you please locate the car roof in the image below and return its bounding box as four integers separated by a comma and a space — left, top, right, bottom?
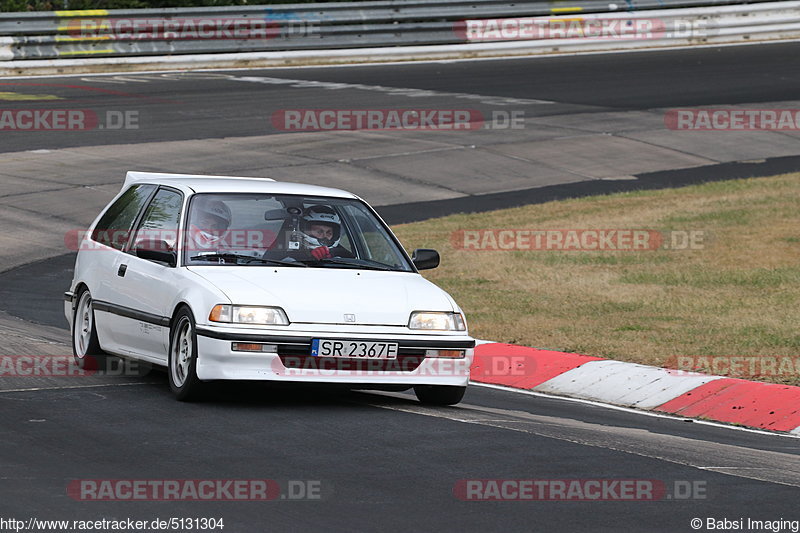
123, 171, 358, 199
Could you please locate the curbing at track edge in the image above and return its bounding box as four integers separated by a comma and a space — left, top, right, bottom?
471, 342, 800, 435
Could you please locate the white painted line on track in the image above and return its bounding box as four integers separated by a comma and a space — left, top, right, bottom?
230, 75, 555, 106
362, 390, 800, 486
0, 382, 159, 394
470, 382, 800, 439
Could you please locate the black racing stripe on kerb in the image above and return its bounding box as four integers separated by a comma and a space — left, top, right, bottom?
92, 300, 171, 327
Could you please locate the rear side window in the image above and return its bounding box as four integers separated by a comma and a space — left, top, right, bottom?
91, 184, 156, 250
131, 188, 184, 252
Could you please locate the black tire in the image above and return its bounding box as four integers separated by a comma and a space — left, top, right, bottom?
168, 307, 205, 401
414, 385, 467, 406
71, 289, 107, 371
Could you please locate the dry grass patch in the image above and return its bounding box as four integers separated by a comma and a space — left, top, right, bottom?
392, 174, 800, 385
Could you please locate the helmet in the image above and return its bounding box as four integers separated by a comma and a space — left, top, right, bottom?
194, 197, 232, 230
189, 197, 232, 251
300, 205, 341, 249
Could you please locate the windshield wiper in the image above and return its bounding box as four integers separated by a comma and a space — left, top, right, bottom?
190, 252, 307, 267
313, 257, 395, 271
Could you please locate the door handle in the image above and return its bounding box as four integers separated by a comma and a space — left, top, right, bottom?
117, 264, 127, 277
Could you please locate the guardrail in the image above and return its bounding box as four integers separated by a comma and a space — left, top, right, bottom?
0, 0, 791, 61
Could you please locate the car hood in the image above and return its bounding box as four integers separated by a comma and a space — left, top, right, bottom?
187, 266, 456, 325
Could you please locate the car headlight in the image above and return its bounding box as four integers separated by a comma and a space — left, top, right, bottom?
408, 311, 466, 331
209, 305, 289, 326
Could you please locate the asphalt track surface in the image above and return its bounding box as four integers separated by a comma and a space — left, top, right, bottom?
2, 381, 800, 531
1, 44, 800, 531
1, 41, 800, 153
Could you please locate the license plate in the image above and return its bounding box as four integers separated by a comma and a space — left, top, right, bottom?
311, 339, 398, 359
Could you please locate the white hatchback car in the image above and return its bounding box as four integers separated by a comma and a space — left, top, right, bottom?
65, 172, 474, 404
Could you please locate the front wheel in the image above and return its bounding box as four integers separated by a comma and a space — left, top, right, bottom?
414, 385, 466, 406
169, 308, 205, 401
71, 289, 106, 370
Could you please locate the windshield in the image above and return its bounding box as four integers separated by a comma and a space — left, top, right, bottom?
183, 193, 413, 272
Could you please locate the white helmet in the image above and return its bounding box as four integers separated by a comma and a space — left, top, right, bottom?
300, 205, 341, 249
195, 197, 232, 229
189, 197, 232, 250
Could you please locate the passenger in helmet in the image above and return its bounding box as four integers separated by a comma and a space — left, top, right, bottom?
299, 205, 353, 260
188, 197, 232, 252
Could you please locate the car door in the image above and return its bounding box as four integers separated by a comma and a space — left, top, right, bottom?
109, 186, 185, 363
86, 184, 157, 353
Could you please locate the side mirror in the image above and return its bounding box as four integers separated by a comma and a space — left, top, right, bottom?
411, 249, 440, 270
134, 239, 177, 267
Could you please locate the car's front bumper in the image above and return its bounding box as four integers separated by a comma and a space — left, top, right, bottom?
194, 325, 474, 386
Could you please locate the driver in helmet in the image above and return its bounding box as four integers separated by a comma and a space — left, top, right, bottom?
188, 197, 232, 253
299, 205, 353, 260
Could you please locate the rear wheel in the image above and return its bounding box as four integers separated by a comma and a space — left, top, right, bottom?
414, 385, 466, 406
71, 289, 106, 371
169, 308, 204, 401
